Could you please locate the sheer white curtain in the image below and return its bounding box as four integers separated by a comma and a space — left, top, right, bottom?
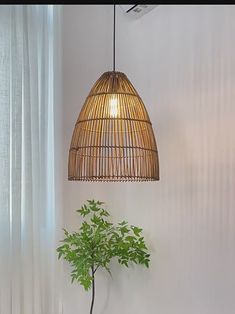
0, 5, 62, 314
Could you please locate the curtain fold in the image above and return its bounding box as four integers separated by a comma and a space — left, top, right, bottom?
0, 5, 62, 314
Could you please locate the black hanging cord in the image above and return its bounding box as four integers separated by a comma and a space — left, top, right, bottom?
113, 4, 116, 72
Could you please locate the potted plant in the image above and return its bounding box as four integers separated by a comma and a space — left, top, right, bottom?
57, 200, 150, 314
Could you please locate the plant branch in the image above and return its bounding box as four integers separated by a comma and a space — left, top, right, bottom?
90, 266, 95, 314
94, 265, 99, 274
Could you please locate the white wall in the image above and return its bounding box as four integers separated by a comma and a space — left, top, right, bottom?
61, 5, 235, 314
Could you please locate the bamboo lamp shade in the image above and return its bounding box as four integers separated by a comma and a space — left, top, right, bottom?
68, 71, 159, 182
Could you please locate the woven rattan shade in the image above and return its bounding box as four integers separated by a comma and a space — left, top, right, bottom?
68, 71, 159, 181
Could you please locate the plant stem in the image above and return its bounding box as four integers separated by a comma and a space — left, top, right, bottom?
90, 266, 95, 314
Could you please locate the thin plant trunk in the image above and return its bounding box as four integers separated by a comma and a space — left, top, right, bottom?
90, 266, 95, 314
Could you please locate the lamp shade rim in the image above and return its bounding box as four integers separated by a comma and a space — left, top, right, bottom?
68, 176, 160, 182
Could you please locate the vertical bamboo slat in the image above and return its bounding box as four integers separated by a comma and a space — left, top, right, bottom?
68, 71, 159, 181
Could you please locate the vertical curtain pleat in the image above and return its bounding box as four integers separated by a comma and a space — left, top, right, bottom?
0, 7, 11, 314
10, 7, 23, 314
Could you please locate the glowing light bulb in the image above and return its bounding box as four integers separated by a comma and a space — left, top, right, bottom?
109, 96, 118, 118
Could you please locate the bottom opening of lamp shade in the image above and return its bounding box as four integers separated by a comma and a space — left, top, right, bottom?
68, 71, 159, 182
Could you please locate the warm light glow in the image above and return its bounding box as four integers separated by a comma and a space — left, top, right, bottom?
109, 95, 118, 118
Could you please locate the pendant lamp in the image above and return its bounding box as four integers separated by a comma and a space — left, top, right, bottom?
68, 5, 159, 182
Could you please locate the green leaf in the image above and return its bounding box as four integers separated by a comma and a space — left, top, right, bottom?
91, 205, 99, 212
144, 260, 150, 268
100, 209, 109, 217
131, 226, 143, 237
58, 251, 63, 259
126, 236, 134, 242
119, 221, 128, 226
119, 226, 130, 235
